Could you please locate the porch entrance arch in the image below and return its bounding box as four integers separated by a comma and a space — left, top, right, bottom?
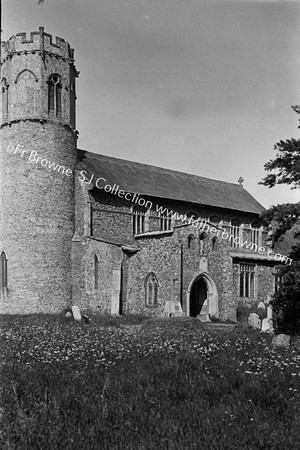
187, 272, 218, 318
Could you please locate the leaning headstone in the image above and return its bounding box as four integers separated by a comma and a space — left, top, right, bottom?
272, 334, 290, 348
65, 311, 72, 319
261, 317, 274, 334
248, 313, 261, 330
71, 305, 82, 321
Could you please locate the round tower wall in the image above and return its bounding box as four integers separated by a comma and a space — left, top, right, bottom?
0, 29, 78, 313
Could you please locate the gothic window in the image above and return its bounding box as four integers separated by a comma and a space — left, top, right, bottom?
133, 206, 147, 235
94, 255, 99, 290
48, 74, 62, 116
159, 210, 172, 231
250, 221, 261, 247
1, 78, 9, 120
145, 272, 158, 306
0, 252, 8, 288
230, 218, 241, 248
239, 263, 255, 298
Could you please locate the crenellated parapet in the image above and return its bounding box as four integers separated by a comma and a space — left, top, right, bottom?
1, 27, 76, 66
0, 27, 78, 130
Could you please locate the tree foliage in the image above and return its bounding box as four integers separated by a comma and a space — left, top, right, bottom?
273, 259, 300, 334
260, 135, 300, 333
259, 138, 300, 189
260, 202, 300, 240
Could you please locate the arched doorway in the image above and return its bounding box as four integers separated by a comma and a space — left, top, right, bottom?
187, 272, 218, 319
190, 278, 207, 317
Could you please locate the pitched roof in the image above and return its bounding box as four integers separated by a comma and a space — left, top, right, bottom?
76, 150, 265, 215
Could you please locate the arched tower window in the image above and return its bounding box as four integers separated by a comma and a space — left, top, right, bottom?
1, 78, 9, 120
48, 74, 62, 116
1, 252, 8, 288
94, 255, 99, 290
145, 272, 158, 306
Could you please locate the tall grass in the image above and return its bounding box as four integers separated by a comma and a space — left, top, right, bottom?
1, 315, 300, 449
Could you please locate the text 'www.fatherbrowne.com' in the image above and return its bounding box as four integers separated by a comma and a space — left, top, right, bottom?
5, 143, 292, 265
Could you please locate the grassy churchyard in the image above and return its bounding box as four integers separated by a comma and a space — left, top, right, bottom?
1, 315, 300, 449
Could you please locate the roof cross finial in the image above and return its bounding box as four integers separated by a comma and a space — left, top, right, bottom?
238, 177, 244, 186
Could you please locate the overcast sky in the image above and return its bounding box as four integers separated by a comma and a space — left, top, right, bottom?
3, 0, 300, 208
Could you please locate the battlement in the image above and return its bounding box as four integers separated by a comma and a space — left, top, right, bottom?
1, 27, 75, 63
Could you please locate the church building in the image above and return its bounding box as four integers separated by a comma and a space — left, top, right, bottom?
0, 29, 286, 320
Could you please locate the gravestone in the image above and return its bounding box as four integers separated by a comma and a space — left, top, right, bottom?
257, 301, 266, 310
267, 306, 273, 319
261, 317, 274, 334
272, 334, 290, 348
65, 311, 72, 319
72, 305, 82, 321
165, 275, 183, 317
248, 312, 261, 330
164, 300, 183, 317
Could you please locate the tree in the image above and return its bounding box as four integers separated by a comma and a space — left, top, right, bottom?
260, 131, 300, 334
259, 138, 300, 189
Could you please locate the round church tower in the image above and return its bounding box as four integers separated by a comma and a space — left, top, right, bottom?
0, 27, 79, 313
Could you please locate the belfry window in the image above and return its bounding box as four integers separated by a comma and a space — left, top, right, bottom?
1, 78, 9, 120
1, 252, 8, 288
94, 255, 99, 290
48, 74, 62, 116
145, 273, 158, 306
